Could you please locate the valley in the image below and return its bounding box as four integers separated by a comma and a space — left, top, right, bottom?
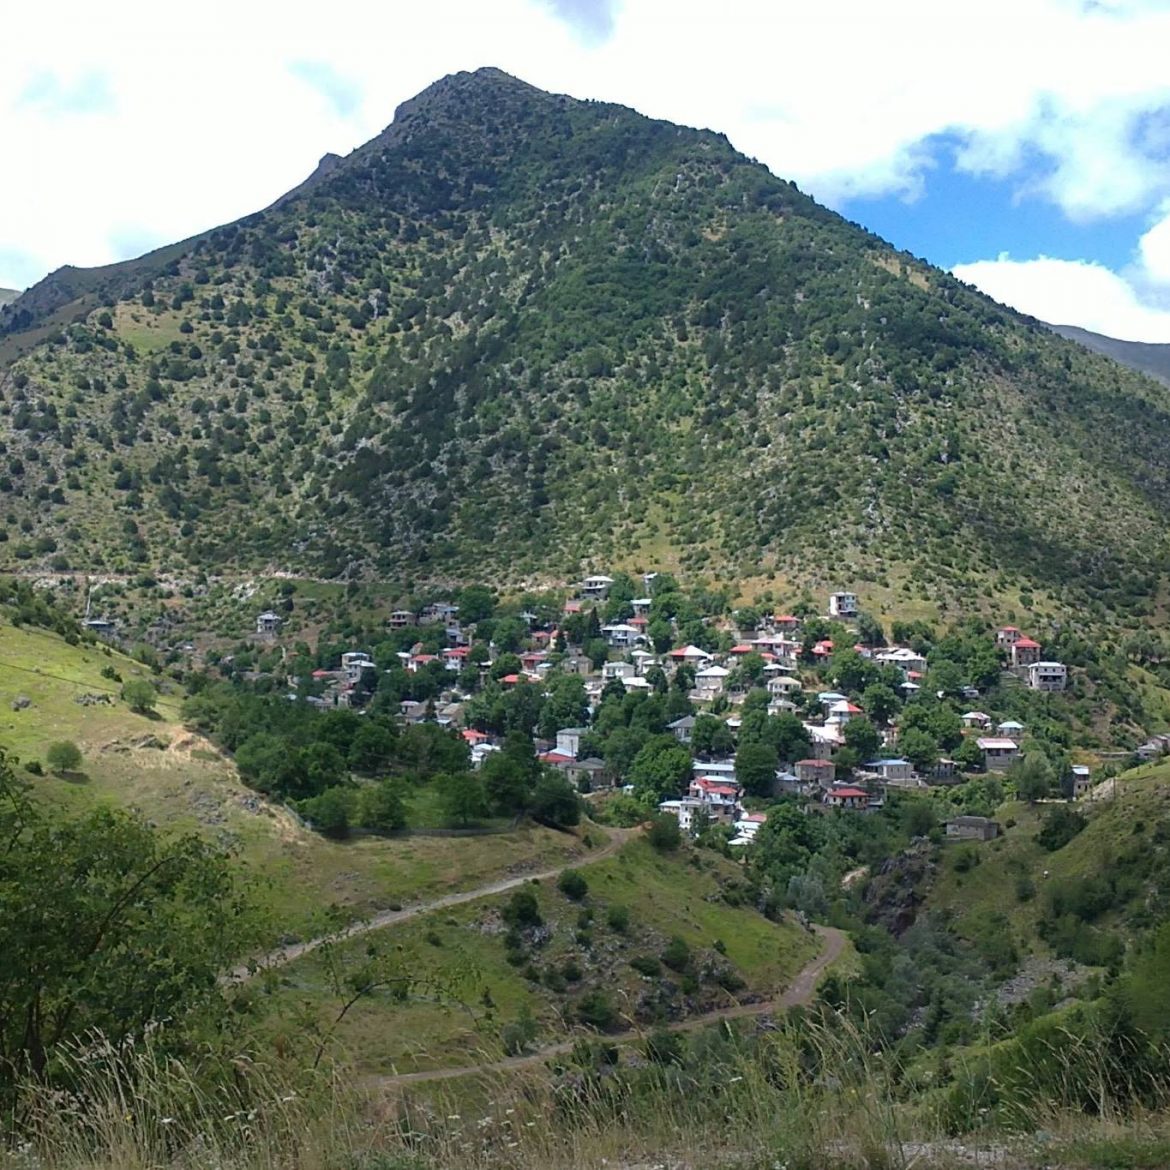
6, 65, 1170, 1170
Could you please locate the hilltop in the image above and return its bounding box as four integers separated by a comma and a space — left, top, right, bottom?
0, 289, 17, 309
3, 68, 1170, 625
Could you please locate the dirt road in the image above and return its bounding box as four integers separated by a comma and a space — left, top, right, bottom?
231, 827, 640, 982
370, 923, 848, 1088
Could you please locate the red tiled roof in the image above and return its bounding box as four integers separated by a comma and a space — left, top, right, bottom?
462, 729, 488, 742
999, 625, 1019, 632
1015, 637, 1040, 649
830, 787, 868, 799
500, 673, 522, 685
539, 750, 574, 764
797, 758, 833, 768
730, 644, 754, 654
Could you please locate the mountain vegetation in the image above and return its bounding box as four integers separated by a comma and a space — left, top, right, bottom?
1, 69, 1170, 627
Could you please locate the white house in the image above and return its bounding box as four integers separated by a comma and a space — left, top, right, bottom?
256, 611, 282, 637
976, 737, 1021, 772
695, 664, 731, 696
864, 758, 915, 783
767, 675, 802, 697
729, 812, 767, 848
556, 728, 587, 759
1028, 661, 1068, 692
961, 711, 991, 729
631, 597, 653, 617
658, 797, 706, 835
582, 575, 614, 599
997, 720, 1026, 741
829, 591, 859, 618
602, 623, 644, 648
668, 715, 695, 744
341, 651, 374, 682
875, 647, 928, 674
602, 661, 636, 681
669, 644, 712, 667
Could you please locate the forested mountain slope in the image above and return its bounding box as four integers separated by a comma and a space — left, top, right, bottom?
2, 68, 1169, 618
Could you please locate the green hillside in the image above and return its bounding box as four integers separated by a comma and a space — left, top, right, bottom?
257, 838, 818, 1075
0, 69, 1168, 624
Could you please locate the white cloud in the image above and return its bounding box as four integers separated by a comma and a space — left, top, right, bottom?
953, 207, 1170, 342
3, 0, 1170, 299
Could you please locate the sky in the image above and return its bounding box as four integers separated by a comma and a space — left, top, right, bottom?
4, 0, 1170, 341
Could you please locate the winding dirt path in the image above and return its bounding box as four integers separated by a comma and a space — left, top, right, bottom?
369, 923, 848, 1088
231, 827, 640, 982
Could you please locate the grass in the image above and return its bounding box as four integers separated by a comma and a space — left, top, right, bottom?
254, 839, 818, 1075
0, 619, 619, 943
112, 304, 189, 353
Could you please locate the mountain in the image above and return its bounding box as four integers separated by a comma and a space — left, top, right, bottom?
1049, 322, 1170, 387
2, 67, 1170, 620
0, 288, 17, 308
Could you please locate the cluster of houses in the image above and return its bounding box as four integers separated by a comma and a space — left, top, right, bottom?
249, 577, 1096, 846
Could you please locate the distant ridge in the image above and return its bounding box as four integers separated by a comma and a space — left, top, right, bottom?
0, 288, 17, 308
1049, 323, 1170, 388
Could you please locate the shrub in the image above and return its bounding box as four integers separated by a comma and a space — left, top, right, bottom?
562, 958, 583, 982
661, 935, 691, 973
503, 887, 542, 928
575, 990, 618, 1031
606, 904, 630, 933
630, 954, 662, 977
120, 678, 157, 714
557, 869, 588, 901
644, 1028, 685, 1065
647, 813, 682, 851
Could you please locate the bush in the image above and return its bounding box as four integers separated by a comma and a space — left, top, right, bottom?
661, 935, 691, 972
46, 741, 82, 774
299, 786, 353, 838
120, 678, 157, 714
630, 954, 662, 976
644, 1027, 685, 1065
575, 989, 618, 1031
557, 869, 588, 901
647, 813, 682, 851
503, 887, 542, 928
606, 904, 630, 933
24, 760, 43, 776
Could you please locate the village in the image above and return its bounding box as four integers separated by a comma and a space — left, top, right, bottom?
238, 571, 1132, 847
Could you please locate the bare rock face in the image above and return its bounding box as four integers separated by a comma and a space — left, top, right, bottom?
862, 842, 937, 936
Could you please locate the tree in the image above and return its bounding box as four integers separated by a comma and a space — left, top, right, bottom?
121, 678, 157, 714
45, 740, 82, 774
530, 772, 580, 828
647, 618, 673, 654
898, 727, 939, 772
348, 721, 397, 776
1012, 753, 1055, 804
439, 771, 488, 827
357, 780, 407, 831
736, 741, 779, 797
0, 756, 253, 1105
628, 736, 693, 803
647, 812, 682, 850
862, 683, 900, 725
771, 712, 812, 764
843, 718, 881, 764
481, 731, 539, 814
691, 714, 734, 758
557, 869, 588, 900
457, 584, 496, 624
300, 785, 353, 837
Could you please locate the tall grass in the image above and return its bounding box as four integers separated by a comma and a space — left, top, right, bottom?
9, 1017, 1170, 1170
